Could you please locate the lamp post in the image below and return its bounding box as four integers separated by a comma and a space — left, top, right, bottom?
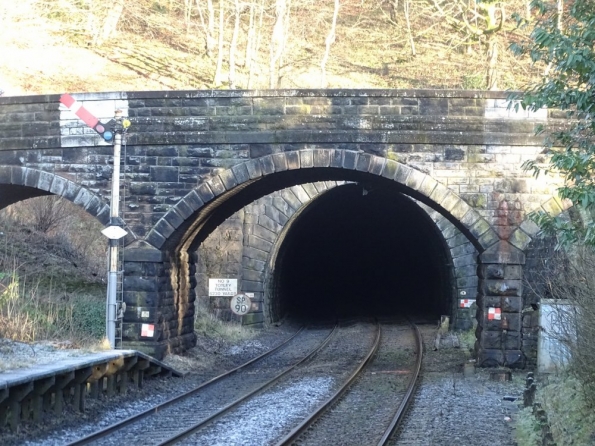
100, 110, 130, 348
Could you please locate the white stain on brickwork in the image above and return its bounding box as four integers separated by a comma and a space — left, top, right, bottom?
484, 98, 547, 120
59, 92, 128, 147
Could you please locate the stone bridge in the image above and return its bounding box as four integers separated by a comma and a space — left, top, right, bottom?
0, 89, 566, 367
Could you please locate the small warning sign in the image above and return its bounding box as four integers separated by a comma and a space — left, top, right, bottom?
209, 278, 238, 297
230, 293, 252, 316
459, 299, 476, 308
141, 324, 155, 337
488, 307, 502, 321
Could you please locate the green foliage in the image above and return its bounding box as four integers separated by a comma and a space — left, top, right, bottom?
539, 375, 595, 445
71, 295, 105, 340
194, 300, 255, 344
514, 407, 540, 446
510, 0, 595, 247
461, 73, 486, 90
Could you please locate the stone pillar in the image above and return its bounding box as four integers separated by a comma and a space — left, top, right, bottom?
121, 242, 196, 359
477, 241, 526, 368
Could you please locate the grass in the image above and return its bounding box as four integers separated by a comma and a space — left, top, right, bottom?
0, 198, 107, 348
539, 375, 595, 445
0, 272, 105, 346
194, 300, 256, 345
1, 0, 543, 95
514, 374, 595, 446
515, 407, 541, 446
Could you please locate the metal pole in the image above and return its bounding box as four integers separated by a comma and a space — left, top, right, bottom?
106, 131, 122, 349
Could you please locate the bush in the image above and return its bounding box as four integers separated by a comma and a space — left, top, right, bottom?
514, 407, 540, 446
539, 375, 595, 445
527, 244, 595, 405
0, 273, 105, 345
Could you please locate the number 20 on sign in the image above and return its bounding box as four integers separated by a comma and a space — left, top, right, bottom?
230, 293, 251, 316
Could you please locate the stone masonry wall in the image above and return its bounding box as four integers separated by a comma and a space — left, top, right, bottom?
0, 89, 570, 364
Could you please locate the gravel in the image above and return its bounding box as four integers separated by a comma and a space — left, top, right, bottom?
0, 322, 524, 446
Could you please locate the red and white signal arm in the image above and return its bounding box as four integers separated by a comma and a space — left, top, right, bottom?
230, 293, 252, 316
59, 93, 116, 141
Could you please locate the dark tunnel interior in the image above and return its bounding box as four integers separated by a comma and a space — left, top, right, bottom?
272, 183, 453, 322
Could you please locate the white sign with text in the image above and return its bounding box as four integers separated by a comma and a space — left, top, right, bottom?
209, 278, 238, 297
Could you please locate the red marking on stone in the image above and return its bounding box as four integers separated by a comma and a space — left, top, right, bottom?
59, 94, 76, 108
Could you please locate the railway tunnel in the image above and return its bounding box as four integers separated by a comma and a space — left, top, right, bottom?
268, 183, 453, 323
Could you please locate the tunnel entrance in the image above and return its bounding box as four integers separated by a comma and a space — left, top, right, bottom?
271, 183, 453, 322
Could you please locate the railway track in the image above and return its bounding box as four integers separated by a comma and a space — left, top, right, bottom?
275, 320, 423, 446
67, 320, 422, 446
67, 324, 335, 446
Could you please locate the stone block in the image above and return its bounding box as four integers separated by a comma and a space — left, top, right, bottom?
482, 279, 522, 296
480, 240, 526, 265
477, 348, 504, 367
343, 151, 358, 170
123, 290, 161, 306
259, 155, 275, 175
272, 153, 288, 171
150, 166, 178, 183
313, 149, 331, 167
285, 151, 300, 170
356, 153, 372, 172
242, 257, 265, 272
248, 234, 273, 252
243, 312, 265, 326
480, 331, 502, 349
207, 175, 226, 196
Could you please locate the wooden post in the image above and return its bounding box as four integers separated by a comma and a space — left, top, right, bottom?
32, 377, 55, 422
8, 382, 33, 431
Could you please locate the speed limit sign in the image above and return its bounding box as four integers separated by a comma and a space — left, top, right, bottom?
230, 293, 252, 315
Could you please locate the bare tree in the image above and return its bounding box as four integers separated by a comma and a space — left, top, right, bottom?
430, 0, 505, 89
96, 0, 124, 45
246, 0, 265, 88
196, 0, 217, 58
228, 0, 241, 88
403, 0, 416, 57
320, 0, 340, 87
526, 245, 595, 404
269, 0, 289, 88
213, 0, 226, 86
28, 196, 70, 234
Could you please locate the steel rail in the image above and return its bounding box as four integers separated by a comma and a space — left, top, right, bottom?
275, 321, 382, 446
157, 324, 338, 445
376, 321, 423, 446
67, 325, 307, 446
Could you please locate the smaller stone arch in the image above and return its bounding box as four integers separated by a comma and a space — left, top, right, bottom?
0, 166, 111, 224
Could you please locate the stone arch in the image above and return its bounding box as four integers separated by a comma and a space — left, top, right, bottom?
128, 150, 534, 367
0, 166, 110, 224
147, 150, 499, 253
219, 183, 477, 330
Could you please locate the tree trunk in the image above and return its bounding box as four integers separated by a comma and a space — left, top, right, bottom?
320, 0, 340, 87
184, 0, 192, 35
269, 0, 287, 88
97, 0, 124, 46
196, 0, 217, 58
213, 0, 225, 86
486, 38, 498, 90
228, 0, 240, 88
247, 0, 265, 89
404, 0, 416, 56
244, 1, 255, 68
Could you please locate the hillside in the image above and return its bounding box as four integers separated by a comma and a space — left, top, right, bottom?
0, 0, 541, 96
